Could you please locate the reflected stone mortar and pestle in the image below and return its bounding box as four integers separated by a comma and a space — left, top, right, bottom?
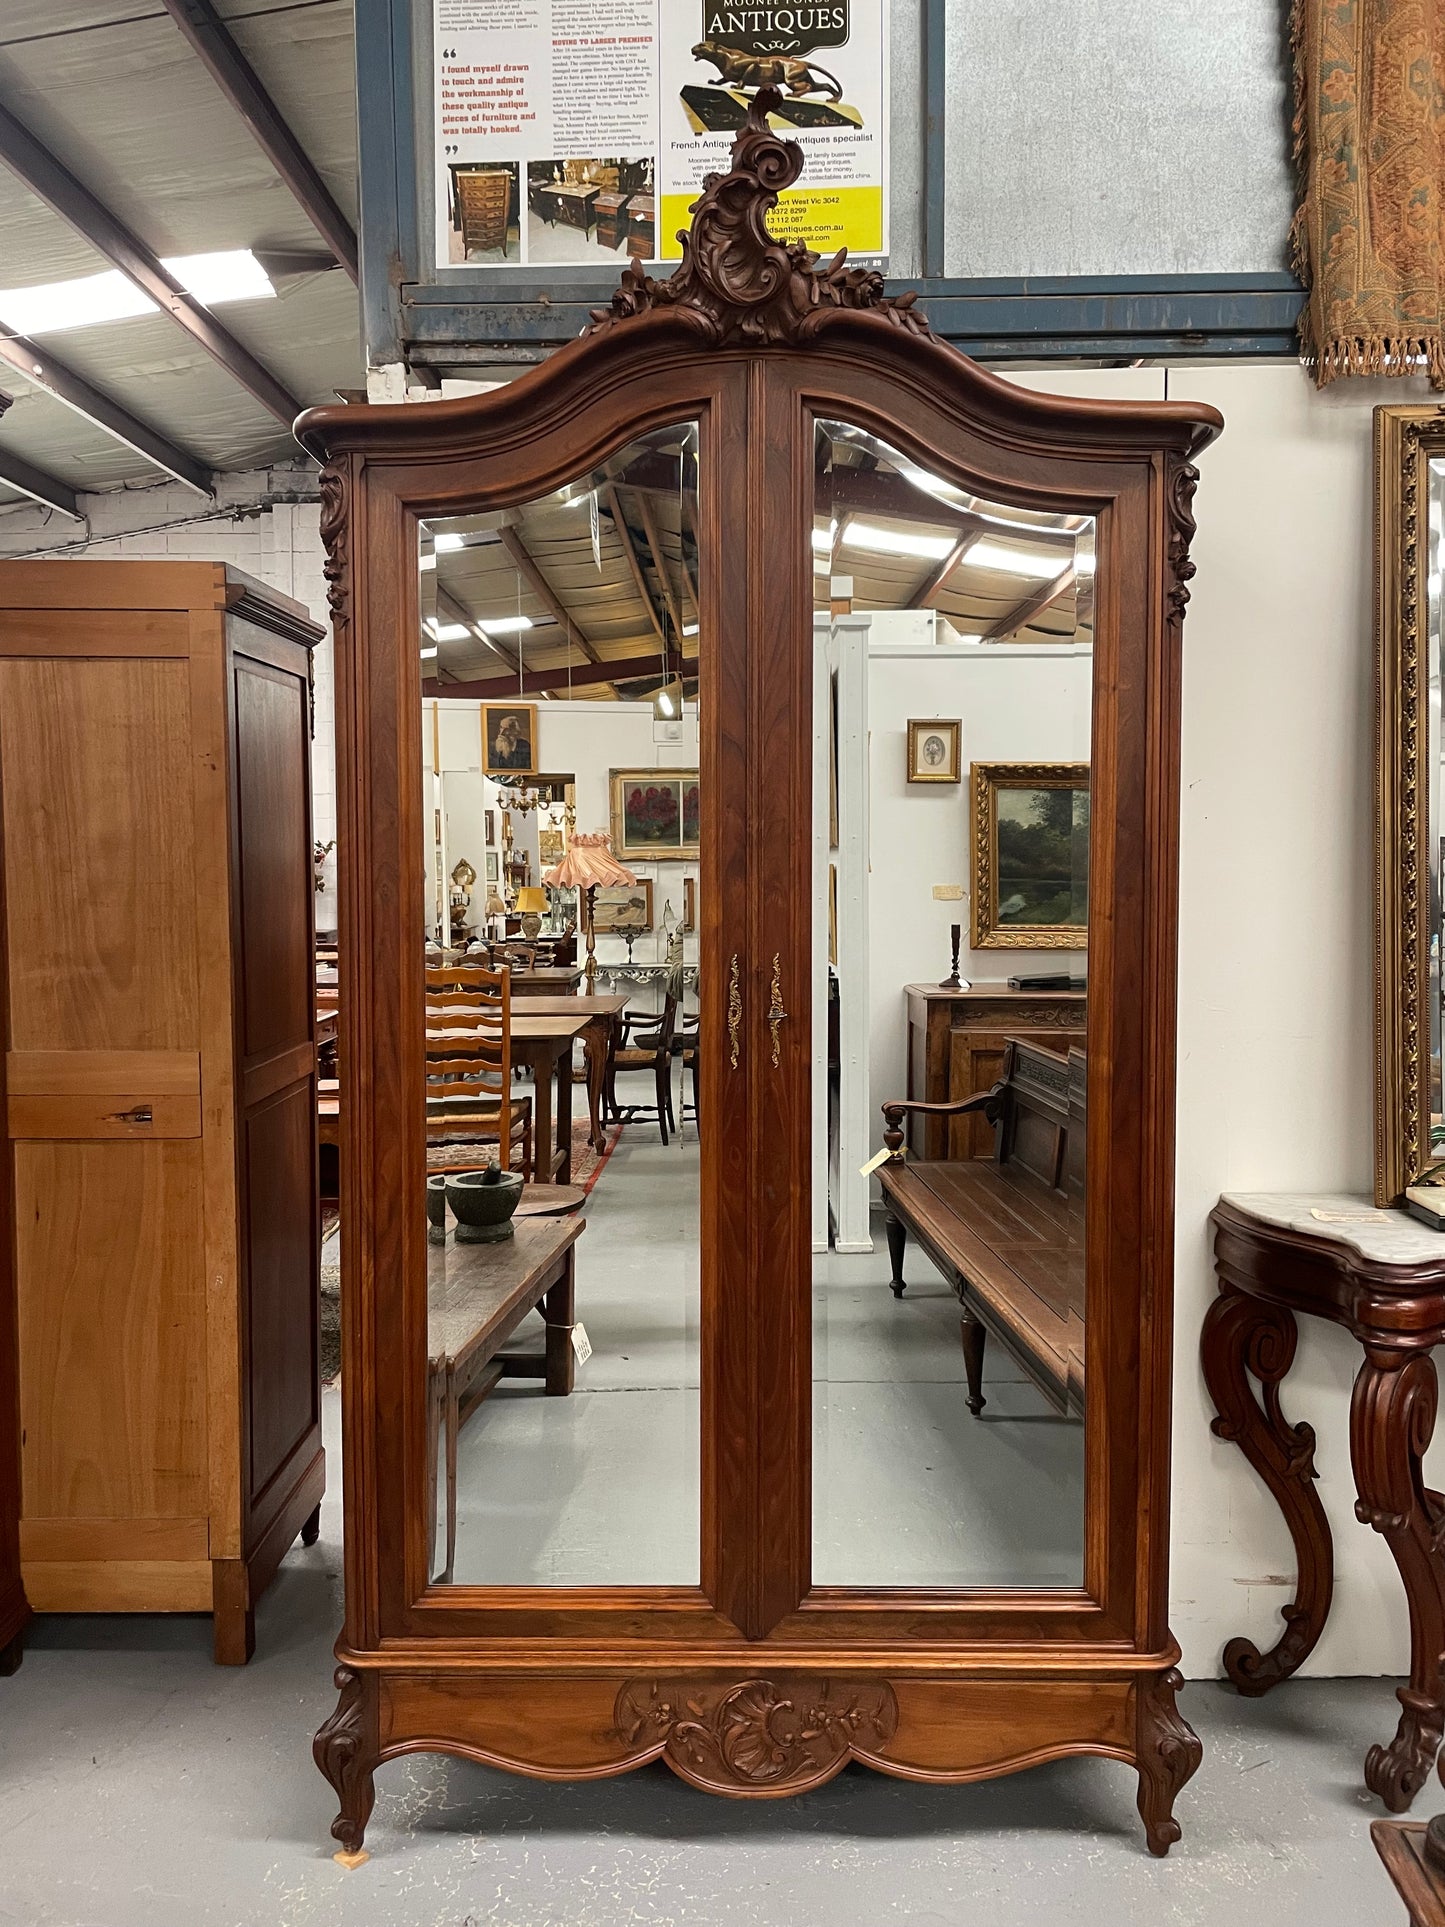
444, 1164, 524, 1243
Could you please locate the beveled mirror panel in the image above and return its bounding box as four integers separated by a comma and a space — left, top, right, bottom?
1375, 407, 1445, 1206
810, 418, 1090, 1587
416, 422, 703, 1584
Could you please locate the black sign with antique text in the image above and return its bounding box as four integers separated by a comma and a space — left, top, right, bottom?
699, 4, 850, 54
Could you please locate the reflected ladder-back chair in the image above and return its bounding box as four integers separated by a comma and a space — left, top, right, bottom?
605, 990, 679, 1145
423, 962, 533, 1176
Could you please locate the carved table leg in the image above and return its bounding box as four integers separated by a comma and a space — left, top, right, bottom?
1135, 1667, 1201, 1856
1351, 1346, 1445, 1812
1200, 1285, 1333, 1693
885, 1210, 907, 1297
314, 1665, 378, 1855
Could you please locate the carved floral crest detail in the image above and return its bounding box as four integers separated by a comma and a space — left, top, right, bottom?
614, 1674, 899, 1790
588, 90, 932, 349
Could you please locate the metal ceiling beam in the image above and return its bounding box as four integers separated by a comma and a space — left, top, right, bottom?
907, 528, 980, 609
982, 566, 1078, 641
158, 0, 359, 282
498, 527, 602, 664
602, 485, 668, 650
0, 445, 81, 518
424, 647, 696, 702
0, 97, 302, 425
0, 326, 213, 496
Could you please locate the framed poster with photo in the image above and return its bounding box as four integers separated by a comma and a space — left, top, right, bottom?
610, 769, 699, 862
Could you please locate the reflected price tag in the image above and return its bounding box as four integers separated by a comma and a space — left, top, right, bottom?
859, 1146, 901, 1177
571, 1322, 592, 1365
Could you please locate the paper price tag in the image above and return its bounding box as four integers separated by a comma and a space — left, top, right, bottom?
859, 1145, 901, 1178
571, 1322, 592, 1366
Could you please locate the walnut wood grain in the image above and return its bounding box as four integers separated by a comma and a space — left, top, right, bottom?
299, 89, 1221, 1854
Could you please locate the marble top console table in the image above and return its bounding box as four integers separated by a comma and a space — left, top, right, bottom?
1206, 1193, 1445, 1812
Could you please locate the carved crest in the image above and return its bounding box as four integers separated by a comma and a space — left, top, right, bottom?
589, 89, 931, 348
615, 1674, 899, 1793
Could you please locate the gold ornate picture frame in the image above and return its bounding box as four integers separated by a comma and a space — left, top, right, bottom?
1374, 404, 1445, 1202
970, 760, 1090, 950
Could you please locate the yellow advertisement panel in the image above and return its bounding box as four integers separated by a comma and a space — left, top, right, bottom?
659, 184, 885, 264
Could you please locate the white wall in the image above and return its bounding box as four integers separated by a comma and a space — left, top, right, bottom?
433, 697, 700, 971
988, 361, 1432, 1677
863, 640, 1093, 1153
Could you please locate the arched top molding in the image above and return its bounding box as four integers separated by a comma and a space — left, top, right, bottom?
295, 92, 1220, 473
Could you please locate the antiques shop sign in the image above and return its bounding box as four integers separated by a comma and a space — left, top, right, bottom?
433, 0, 887, 272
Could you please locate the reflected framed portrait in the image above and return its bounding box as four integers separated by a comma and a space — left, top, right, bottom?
683, 875, 696, 932
610, 768, 699, 861
481, 702, 537, 775
907, 718, 961, 784
970, 760, 1089, 950
592, 879, 654, 934
485, 852, 499, 882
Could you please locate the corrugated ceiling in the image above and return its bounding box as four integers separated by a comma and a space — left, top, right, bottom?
0, 0, 362, 506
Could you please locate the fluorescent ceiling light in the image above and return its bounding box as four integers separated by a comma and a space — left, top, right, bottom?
424, 618, 470, 642
844, 521, 955, 561
967, 539, 1070, 579
477, 614, 534, 636
419, 553, 437, 571
433, 532, 466, 551
419, 644, 438, 660
682, 622, 699, 636
811, 521, 836, 553
0, 249, 275, 338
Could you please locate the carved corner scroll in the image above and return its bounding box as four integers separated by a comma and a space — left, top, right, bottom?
318, 459, 350, 643
1164, 457, 1199, 626
588, 90, 933, 349
615, 1675, 899, 1795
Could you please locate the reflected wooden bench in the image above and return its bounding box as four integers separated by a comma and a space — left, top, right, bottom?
427, 1214, 583, 1584
878, 1040, 1085, 1417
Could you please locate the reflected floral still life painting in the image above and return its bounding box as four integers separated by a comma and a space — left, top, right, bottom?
610, 768, 700, 861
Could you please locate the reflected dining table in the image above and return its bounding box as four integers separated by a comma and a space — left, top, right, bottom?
505, 1011, 593, 1182
512, 992, 630, 1153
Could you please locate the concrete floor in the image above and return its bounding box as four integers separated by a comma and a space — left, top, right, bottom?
0, 1115, 1422, 1923
452, 1117, 1083, 1588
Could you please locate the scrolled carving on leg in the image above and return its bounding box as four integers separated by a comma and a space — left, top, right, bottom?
1200, 1285, 1333, 1694
1351, 1347, 1445, 1811
1135, 1668, 1201, 1857
314, 1665, 377, 1854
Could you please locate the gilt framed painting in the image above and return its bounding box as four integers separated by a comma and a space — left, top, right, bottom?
970, 760, 1090, 949
609, 769, 700, 862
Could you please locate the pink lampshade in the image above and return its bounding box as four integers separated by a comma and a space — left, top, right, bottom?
543, 831, 637, 890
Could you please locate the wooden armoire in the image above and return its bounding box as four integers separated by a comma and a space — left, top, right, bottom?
304, 96, 1221, 1853
0, 561, 325, 1663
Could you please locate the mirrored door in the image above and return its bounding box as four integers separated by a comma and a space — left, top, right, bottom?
809, 418, 1092, 1588
414, 423, 704, 1587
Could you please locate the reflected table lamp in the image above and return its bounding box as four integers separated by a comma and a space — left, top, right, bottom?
515, 886, 547, 940
543, 832, 637, 993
